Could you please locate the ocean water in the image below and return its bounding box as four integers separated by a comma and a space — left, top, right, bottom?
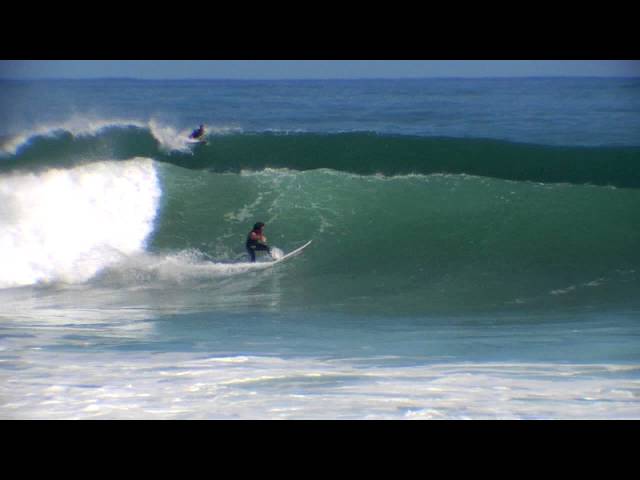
1, 77, 639, 419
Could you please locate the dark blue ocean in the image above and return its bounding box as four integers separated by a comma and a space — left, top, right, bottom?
1, 77, 639, 418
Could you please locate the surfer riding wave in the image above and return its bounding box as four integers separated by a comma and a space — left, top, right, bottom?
189, 124, 205, 140
246, 222, 272, 262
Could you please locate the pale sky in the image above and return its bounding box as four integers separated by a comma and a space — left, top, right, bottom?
1, 60, 639, 80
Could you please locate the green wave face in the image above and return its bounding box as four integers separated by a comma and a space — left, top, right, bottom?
4, 127, 640, 313
151, 164, 640, 313
185, 133, 640, 188
5, 129, 640, 188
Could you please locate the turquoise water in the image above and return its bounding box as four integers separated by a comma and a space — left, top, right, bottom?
1, 78, 639, 418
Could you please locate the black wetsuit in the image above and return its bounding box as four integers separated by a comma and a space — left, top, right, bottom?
246, 230, 270, 262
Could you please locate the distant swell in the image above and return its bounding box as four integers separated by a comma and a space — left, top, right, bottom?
2, 126, 640, 188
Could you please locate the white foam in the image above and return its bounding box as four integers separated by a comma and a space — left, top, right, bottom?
0, 158, 161, 288
94, 248, 281, 287
1, 353, 638, 419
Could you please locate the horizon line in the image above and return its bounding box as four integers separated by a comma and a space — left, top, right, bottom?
2, 75, 639, 81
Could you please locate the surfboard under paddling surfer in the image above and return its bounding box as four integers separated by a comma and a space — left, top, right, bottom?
246, 222, 272, 262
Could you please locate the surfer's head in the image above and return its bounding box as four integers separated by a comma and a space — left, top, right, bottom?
253, 222, 265, 231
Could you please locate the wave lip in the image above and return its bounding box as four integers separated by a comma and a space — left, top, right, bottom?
5, 124, 640, 188
0, 116, 245, 157
0, 158, 161, 288
0, 117, 148, 156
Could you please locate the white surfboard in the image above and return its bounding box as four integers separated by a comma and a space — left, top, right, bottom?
250, 240, 312, 269
272, 240, 312, 264
201, 241, 312, 274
